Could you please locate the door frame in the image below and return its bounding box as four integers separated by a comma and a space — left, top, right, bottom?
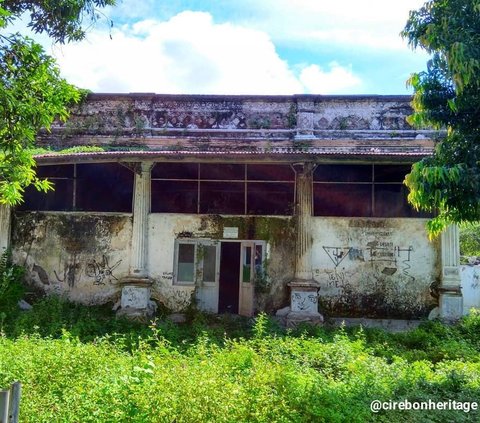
177, 238, 266, 315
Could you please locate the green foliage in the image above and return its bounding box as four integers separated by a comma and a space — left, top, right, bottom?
460, 222, 480, 257
0, 35, 79, 204
2, 1, 116, 44
57, 145, 105, 154
0, 250, 24, 318
0, 1, 114, 205
402, 0, 480, 236
2, 300, 480, 421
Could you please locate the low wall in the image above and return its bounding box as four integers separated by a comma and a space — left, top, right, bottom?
312, 218, 440, 318
460, 265, 480, 314
11, 212, 441, 318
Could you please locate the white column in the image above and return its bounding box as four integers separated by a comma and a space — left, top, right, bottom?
118, 162, 155, 320
0, 205, 11, 253
295, 163, 314, 281
441, 224, 461, 287
439, 224, 463, 320
286, 163, 323, 326
130, 162, 152, 278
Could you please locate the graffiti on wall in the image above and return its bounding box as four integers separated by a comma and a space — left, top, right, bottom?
323, 246, 351, 268
314, 235, 425, 316
86, 255, 122, 285
321, 243, 415, 282
54, 254, 79, 288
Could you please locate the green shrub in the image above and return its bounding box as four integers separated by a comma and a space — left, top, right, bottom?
2, 302, 480, 421
460, 223, 480, 257
0, 250, 25, 319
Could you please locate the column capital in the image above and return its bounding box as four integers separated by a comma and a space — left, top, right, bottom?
121, 161, 154, 176
291, 162, 316, 177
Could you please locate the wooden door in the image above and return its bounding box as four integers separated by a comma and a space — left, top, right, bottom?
239, 241, 255, 317
194, 242, 220, 313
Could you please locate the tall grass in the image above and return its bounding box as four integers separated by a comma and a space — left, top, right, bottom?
1, 298, 480, 422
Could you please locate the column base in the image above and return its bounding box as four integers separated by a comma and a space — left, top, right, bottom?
439, 288, 463, 321
285, 278, 323, 327
116, 277, 156, 321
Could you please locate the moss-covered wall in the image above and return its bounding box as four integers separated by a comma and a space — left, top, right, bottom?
148, 213, 296, 312
11, 212, 132, 304
311, 218, 440, 318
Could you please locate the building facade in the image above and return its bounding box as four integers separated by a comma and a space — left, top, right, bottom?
0, 94, 463, 319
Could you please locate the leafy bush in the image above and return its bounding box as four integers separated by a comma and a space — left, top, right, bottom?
2, 303, 480, 421
460, 223, 480, 257
0, 250, 25, 318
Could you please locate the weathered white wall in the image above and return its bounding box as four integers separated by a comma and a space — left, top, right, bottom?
311, 218, 440, 318
12, 212, 442, 318
12, 212, 132, 304
460, 265, 480, 314
147, 213, 295, 312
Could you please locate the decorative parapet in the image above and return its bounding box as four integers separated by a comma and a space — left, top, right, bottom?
39, 94, 441, 149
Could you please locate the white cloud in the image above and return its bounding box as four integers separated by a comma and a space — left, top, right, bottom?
299, 63, 362, 94
50, 11, 362, 94
237, 0, 426, 51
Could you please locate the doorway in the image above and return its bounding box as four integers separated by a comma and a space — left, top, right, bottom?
191, 239, 264, 316
218, 242, 241, 313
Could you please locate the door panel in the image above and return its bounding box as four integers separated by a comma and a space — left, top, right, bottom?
239, 242, 255, 317
218, 242, 241, 313
195, 242, 220, 313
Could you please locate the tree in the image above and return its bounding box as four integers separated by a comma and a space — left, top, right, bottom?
402, 0, 480, 237
0, 0, 115, 205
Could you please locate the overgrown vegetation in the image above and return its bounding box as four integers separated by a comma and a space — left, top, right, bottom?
460, 223, 480, 258
1, 291, 480, 422
0, 1, 115, 205
0, 251, 24, 320
402, 0, 480, 236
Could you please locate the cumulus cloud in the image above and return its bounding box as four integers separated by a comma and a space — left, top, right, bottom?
236, 0, 425, 51
299, 63, 362, 94
48, 11, 362, 94
51, 11, 313, 94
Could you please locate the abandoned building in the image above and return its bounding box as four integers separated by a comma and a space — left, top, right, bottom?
0, 94, 464, 322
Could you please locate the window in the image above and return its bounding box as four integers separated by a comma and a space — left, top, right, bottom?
176, 242, 196, 283
19, 163, 134, 212
19, 165, 74, 211
313, 164, 430, 218
76, 163, 133, 212
200, 181, 245, 214
151, 180, 198, 213
152, 162, 295, 215
313, 184, 372, 217
174, 240, 219, 285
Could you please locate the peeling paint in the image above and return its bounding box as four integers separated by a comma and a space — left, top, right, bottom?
312, 218, 440, 318
12, 212, 132, 304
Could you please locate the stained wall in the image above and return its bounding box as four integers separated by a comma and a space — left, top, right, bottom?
11, 211, 440, 318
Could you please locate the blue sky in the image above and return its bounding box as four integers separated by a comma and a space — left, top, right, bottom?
26, 0, 430, 95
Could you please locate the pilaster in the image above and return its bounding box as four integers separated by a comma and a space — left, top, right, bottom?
130, 161, 153, 277
439, 224, 463, 320
294, 98, 315, 140
0, 205, 11, 253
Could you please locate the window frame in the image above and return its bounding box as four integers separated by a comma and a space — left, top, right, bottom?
173, 239, 220, 286
313, 163, 425, 218
151, 162, 295, 216
20, 163, 134, 213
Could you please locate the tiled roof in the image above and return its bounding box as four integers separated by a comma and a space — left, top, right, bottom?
34, 145, 433, 164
